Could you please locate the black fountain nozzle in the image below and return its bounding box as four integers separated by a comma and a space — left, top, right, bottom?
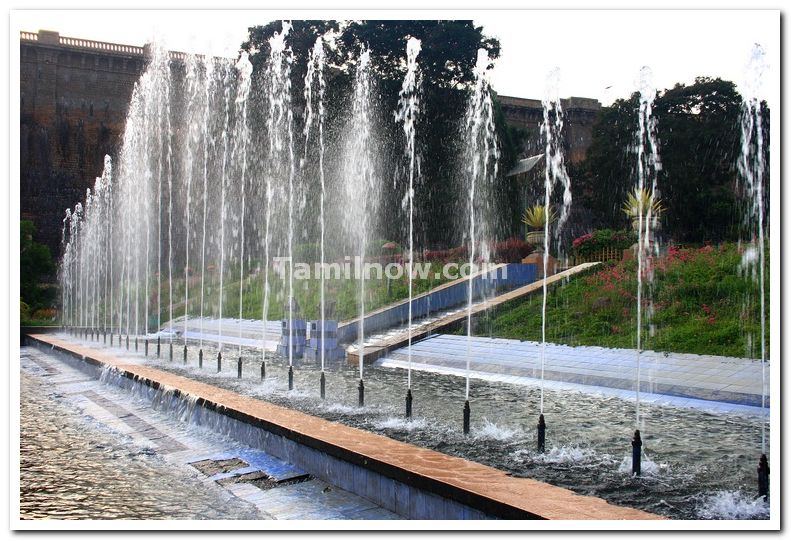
198, 349, 203, 368
405, 388, 413, 419
758, 454, 769, 501
183, 344, 188, 363
103, 328, 107, 343
145, 339, 149, 357
260, 361, 266, 380
217, 351, 222, 373
358, 379, 365, 407
237, 357, 243, 379
320, 371, 326, 399
110, 333, 114, 346
125, 334, 129, 350
156, 336, 161, 358
537, 413, 547, 453
632, 429, 642, 477
288, 366, 294, 391
135, 336, 138, 352
169, 342, 173, 362
463, 400, 471, 434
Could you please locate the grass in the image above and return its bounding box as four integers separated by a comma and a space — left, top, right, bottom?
145, 258, 460, 324
473, 243, 769, 358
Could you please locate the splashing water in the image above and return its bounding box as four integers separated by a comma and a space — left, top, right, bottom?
696, 490, 770, 520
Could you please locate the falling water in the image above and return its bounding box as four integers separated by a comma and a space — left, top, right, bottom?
463, 49, 499, 402
304, 36, 328, 372
538, 68, 572, 413
235, 52, 253, 354
738, 44, 768, 453
634, 66, 662, 427
395, 37, 422, 394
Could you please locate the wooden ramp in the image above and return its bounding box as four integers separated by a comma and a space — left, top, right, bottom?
347, 262, 601, 365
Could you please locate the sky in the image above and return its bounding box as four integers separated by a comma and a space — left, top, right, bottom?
12, 9, 779, 106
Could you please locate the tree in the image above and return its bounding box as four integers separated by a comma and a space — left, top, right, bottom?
577, 77, 769, 243
241, 20, 522, 249
20, 219, 55, 314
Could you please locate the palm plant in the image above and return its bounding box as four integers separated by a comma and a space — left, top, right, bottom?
622, 187, 665, 219
521, 205, 557, 230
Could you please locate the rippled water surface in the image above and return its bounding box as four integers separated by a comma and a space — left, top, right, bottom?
19, 369, 261, 520
45, 334, 772, 520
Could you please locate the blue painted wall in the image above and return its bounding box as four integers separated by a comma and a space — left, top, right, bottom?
337, 263, 537, 343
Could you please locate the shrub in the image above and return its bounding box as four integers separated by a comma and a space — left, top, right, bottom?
32, 307, 57, 321
492, 238, 534, 263
572, 229, 636, 257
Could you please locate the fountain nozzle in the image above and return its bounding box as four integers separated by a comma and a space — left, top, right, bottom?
463, 400, 471, 434
237, 356, 243, 378
288, 366, 294, 390
358, 379, 364, 407
632, 429, 642, 477
537, 413, 546, 453
406, 388, 413, 418
320, 371, 325, 399
758, 454, 769, 501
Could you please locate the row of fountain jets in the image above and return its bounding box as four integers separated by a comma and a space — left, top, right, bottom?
56, 23, 768, 480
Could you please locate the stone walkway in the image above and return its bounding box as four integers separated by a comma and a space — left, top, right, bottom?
380, 334, 767, 412
20, 346, 399, 520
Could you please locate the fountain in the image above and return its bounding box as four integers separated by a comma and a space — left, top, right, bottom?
461, 48, 498, 432
342, 45, 379, 407
537, 68, 573, 450
51, 26, 773, 519
395, 36, 422, 417
738, 43, 769, 499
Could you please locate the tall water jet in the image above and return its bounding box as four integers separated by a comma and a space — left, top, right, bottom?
737, 43, 769, 491
633, 66, 662, 456
235, 52, 253, 357
303, 35, 329, 390
395, 36, 422, 417
181, 54, 201, 347
342, 45, 378, 406
199, 58, 216, 352
217, 60, 233, 352
537, 68, 572, 445
462, 48, 499, 432
265, 22, 297, 384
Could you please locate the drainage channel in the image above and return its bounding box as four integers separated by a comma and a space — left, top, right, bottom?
19, 345, 399, 520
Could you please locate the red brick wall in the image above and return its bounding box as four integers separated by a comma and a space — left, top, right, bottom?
20, 33, 145, 258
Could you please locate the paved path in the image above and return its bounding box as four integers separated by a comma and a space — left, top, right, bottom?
380, 334, 767, 410
20, 346, 398, 520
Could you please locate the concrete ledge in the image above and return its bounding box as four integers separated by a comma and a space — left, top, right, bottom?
25, 333, 663, 521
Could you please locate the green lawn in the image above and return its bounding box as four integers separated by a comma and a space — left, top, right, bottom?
473, 243, 769, 358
